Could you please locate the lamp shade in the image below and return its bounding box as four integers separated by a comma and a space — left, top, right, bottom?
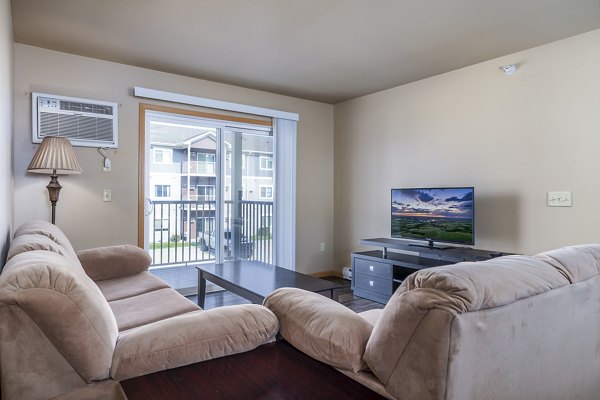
27, 136, 83, 175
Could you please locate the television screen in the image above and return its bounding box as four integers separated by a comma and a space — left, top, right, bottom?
391, 187, 474, 245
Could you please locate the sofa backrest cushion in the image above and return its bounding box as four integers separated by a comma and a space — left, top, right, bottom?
7, 233, 84, 271
0, 250, 118, 382
13, 220, 85, 271
536, 244, 600, 284
364, 254, 570, 399
15, 220, 77, 255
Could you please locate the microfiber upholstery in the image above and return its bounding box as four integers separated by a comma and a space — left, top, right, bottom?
0, 221, 279, 400
364, 255, 572, 400
14, 220, 78, 256
109, 288, 201, 331
111, 305, 279, 380
264, 287, 373, 373
535, 244, 600, 283
265, 245, 600, 400
96, 271, 170, 302
0, 251, 119, 383
76, 245, 152, 281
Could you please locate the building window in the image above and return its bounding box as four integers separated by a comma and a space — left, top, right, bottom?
153, 148, 173, 164
194, 152, 216, 174
197, 185, 216, 201
155, 185, 171, 198
196, 152, 215, 163
260, 185, 273, 199
260, 156, 273, 170
154, 219, 168, 231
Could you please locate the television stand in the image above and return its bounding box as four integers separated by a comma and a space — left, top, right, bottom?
352, 238, 512, 303
409, 239, 455, 250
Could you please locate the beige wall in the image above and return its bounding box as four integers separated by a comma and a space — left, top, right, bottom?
334, 30, 600, 266
13, 44, 334, 274
0, 0, 13, 266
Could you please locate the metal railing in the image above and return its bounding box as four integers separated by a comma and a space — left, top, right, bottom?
149, 200, 273, 266
182, 161, 216, 174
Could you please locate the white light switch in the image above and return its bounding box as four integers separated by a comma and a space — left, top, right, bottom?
103, 189, 112, 202
547, 191, 572, 207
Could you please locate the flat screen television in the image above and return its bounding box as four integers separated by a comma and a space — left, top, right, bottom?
391, 187, 474, 248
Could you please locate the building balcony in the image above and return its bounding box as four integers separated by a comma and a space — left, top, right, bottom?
182, 161, 216, 175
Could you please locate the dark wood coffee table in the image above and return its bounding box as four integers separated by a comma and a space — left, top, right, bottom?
196, 260, 343, 308
121, 340, 385, 400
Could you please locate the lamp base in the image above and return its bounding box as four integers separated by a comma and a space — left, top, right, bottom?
46, 173, 62, 225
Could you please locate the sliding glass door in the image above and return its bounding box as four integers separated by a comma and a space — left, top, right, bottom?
141, 106, 274, 293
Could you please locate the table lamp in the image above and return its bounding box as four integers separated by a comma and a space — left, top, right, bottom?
27, 136, 83, 224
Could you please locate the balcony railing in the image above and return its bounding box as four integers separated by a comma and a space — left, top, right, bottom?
182, 161, 216, 175
149, 199, 273, 266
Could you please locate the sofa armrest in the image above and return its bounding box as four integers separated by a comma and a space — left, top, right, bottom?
263, 287, 373, 373
76, 245, 151, 281
111, 304, 278, 380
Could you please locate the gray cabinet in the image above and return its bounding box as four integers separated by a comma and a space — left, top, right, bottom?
352, 238, 511, 304
351, 250, 449, 304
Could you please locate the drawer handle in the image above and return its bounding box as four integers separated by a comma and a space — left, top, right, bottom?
369, 280, 374, 287
369, 265, 374, 271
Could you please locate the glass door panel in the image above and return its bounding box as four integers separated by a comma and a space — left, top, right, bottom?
223, 128, 273, 263
143, 108, 274, 293
144, 110, 222, 293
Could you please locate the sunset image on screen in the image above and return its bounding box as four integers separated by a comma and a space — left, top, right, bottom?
391, 188, 474, 244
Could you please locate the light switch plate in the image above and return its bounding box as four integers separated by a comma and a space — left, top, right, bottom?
103, 189, 112, 202
547, 191, 572, 207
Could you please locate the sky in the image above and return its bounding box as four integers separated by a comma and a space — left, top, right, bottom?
391, 188, 473, 219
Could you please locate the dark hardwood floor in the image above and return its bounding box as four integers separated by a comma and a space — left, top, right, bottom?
187, 276, 385, 313
122, 340, 386, 400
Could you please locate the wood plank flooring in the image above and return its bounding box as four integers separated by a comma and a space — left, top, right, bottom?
188, 276, 385, 313
122, 340, 386, 400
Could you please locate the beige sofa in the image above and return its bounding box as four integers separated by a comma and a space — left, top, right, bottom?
264, 244, 600, 400
0, 221, 278, 400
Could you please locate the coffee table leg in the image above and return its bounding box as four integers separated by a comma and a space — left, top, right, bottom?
330, 288, 339, 302
198, 270, 207, 308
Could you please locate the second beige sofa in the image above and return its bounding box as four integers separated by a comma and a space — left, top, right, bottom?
0, 220, 278, 400
265, 244, 600, 400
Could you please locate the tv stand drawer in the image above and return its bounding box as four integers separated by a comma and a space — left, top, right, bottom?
353, 258, 392, 279
354, 273, 393, 296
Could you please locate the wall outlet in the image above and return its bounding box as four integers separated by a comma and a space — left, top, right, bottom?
103, 189, 112, 202
103, 158, 111, 172
547, 191, 572, 207
320, 242, 326, 252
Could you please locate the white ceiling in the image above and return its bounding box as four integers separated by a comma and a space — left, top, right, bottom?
11, 0, 600, 104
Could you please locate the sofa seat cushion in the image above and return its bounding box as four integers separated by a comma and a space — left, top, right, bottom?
109, 288, 200, 332
264, 287, 373, 373
111, 305, 278, 380
97, 272, 171, 302
357, 309, 383, 326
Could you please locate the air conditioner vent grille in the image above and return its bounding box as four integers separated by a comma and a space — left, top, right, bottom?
60, 100, 113, 115
39, 113, 114, 142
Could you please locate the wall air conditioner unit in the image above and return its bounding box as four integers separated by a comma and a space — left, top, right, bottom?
32, 92, 118, 148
